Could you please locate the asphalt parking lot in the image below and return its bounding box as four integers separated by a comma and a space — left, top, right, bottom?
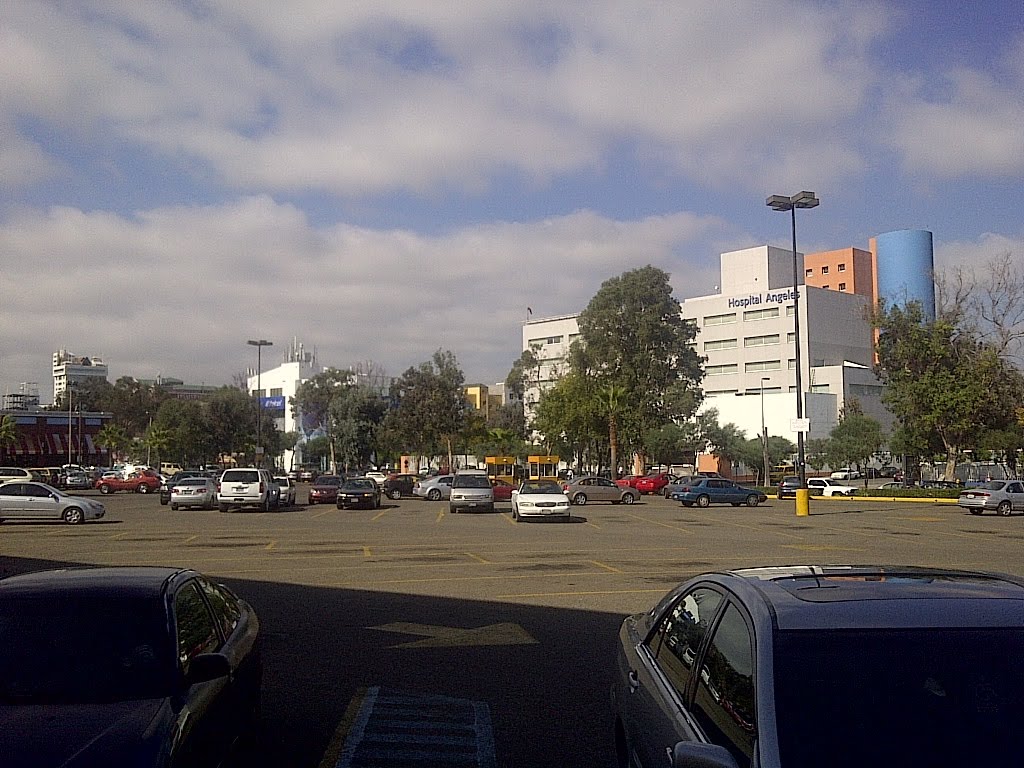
3, 488, 1022, 767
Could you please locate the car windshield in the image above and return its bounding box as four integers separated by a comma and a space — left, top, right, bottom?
0, 595, 174, 704
343, 479, 375, 490
773, 628, 1024, 767
520, 481, 563, 494
315, 476, 341, 486
454, 475, 490, 488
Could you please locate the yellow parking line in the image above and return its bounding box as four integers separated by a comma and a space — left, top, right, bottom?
317, 687, 370, 768
465, 552, 490, 564
184, 535, 198, 544
371, 509, 387, 521
363, 546, 372, 558
265, 540, 276, 551
311, 508, 333, 518
502, 513, 516, 525
436, 509, 445, 523
585, 520, 601, 529
626, 513, 692, 533
591, 560, 623, 573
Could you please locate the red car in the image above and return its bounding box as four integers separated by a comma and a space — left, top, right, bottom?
490, 478, 515, 502
635, 472, 676, 495
615, 475, 644, 489
95, 470, 161, 494
308, 475, 342, 505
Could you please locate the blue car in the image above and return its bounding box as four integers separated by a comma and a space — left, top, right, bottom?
670, 477, 767, 507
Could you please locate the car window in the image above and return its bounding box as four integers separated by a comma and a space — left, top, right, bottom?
1008, 482, 1024, 494
175, 581, 221, 671
598, 478, 615, 487
222, 470, 259, 483
440, 477, 453, 485
198, 578, 241, 639
691, 602, 756, 768
26, 483, 52, 497
521, 481, 562, 494
177, 477, 207, 486
453, 475, 491, 488
647, 587, 724, 702
0, 483, 23, 496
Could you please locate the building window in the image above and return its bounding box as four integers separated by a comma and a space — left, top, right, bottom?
786, 305, 795, 317
744, 334, 780, 347
705, 389, 739, 396
745, 360, 781, 372
838, 263, 846, 272
805, 268, 813, 277
270, 388, 283, 397
704, 338, 737, 351
810, 384, 830, 393
838, 282, 847, 291
706, 364, 739, 376
787, 332, 796, 343
821, 265, 829, 275
788, 359, 796, 369
823, 285, 830, 289
704, 313, 737, 326
743, 307, 780, 321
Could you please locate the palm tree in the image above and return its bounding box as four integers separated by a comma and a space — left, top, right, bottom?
0, 415, 18, 463
599, 384, 627, 479
143, 424, 172, 468
96, 424, 130, 465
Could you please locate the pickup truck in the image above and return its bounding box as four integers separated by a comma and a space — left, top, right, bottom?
95, 470, 162, 494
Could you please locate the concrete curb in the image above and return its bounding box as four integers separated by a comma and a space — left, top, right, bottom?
769, 493, 958, 505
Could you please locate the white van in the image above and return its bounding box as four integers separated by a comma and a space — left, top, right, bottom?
0, 467, 33, 481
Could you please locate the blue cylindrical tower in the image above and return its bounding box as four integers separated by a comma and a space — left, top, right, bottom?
875, 229, 935, 320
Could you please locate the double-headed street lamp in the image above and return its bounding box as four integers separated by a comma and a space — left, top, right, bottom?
766, 191, 818, 513
247, 339, 273, 468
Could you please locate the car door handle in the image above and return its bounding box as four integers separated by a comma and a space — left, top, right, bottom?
628, 670, 639, 693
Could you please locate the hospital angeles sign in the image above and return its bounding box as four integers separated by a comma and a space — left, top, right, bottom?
727, 288, 797, 309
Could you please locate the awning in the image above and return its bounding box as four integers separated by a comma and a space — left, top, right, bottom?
49, 434, 61, 454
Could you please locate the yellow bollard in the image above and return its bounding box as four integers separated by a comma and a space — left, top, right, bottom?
795, 488, 810, 516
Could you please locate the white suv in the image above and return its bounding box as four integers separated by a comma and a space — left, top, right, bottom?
218, 468, 275, 512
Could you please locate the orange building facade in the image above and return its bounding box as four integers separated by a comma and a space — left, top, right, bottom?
802, 247, 875, 302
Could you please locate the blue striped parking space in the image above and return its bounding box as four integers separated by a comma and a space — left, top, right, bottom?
333, 687, 496, 768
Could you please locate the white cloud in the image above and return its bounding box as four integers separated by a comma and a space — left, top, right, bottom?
0, 198, 731, 399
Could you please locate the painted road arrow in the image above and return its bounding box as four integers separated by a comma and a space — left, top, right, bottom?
371, 621, 538, 648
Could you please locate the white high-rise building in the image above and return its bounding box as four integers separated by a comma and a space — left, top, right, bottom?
53, 349, 108, 402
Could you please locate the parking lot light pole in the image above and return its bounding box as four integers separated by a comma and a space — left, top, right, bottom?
247, 339, 273, 468
760, 377, 771, 486
766, 191, 819, 516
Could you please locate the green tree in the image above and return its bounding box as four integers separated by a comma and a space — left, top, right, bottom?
701, 412, 748, 473
873, 301, 1022, 479
389, 350, 469, 471
532, 372, 605, 472
143, 423, 172, 468
206, 387, 255, 464
292, 368, 352, 472
506, 345, 542, 404
96, 423, 130, 464
331, 384, 387, 471
569, 265, 704, 469
0, 415, 18, 463
827, 410, 885, 487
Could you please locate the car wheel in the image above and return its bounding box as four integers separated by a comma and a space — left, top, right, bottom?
170, 503, 179, 511
261, 498, 270, 512
449, 505, 457, 513
388, 488, 402, 500
696, 494, 711, 508
137, 483, 151, 494
160, 497, 169, 506
997, 500, 1012, 516
745, 494, 760, 507
621, 493, 636, 505
99, 484, 112, 494
219, 503, 230, 513
428, 488, 441, 501
63, 507, 84, 524
573, 493, 587, 506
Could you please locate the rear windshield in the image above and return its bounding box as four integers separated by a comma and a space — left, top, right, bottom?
774, 628, 1024, 767
453, 475, 491, 489
222, 470, 259, 483
176, 478, 207, 486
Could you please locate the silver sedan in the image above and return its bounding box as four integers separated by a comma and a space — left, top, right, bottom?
958, 480, 1024, 516
169, 476, 219, 510
0, 481, 106, 524
412, 475, 454, 501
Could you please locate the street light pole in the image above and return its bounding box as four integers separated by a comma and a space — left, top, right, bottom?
767, 191, 819, 515
760, 377, 770, 486
247, 339, 273, 468
67, 385, 73, 466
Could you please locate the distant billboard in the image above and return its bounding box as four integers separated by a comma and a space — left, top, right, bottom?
260, 395, 286, 411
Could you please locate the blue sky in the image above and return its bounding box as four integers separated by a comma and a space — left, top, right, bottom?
2, 1, 1023, 401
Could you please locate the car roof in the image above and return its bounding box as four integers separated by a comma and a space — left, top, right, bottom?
0, 566, 195, 598
714, 565, 1024, 631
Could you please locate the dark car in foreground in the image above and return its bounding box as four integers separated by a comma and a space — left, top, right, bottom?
670, 477, 766, 507
0, 566, 262, 767
613, 564, 1024, 768
336, 478, 382, 509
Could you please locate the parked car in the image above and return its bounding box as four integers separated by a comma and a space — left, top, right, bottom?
490, 478, 515, 502
383, 473, 419, 500
958, 480, 1024, 516
169, 476, 219, 510
0, 467, 33, 481
877, 464, 900, 477
563, 476, 638, 505
273, 475, 297, 507
829, 467, 860, 480
307, 475, 342, 505
62, 470, 91, 490
363, 471, 388, 487
413, 474, 454, 501
95, 469, 161, 494
511, 480, 572, 522
777, 475, 801, 499
0, 566, 261, 767
160, 469, 216, 505
670, 477, 766, 507
635, 472, 677, 495
336, 478, 382, 509
217, 468, 275, 512
612, 564, 1024, 768
449, 473, 495, 513
298, 467, 318, 482
0, 481, 106, 524
806, 477, 857, 497
615, 475, 644, 489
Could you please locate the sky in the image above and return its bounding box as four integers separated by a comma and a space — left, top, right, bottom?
3, 1, 1024, 402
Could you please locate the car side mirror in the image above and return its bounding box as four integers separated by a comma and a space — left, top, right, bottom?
186, 653, 231, 685
671, 742, 740, 768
